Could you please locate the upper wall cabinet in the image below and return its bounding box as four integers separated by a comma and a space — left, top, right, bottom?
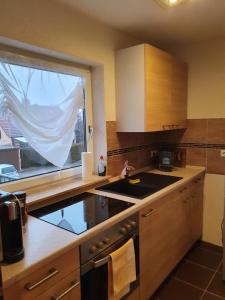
115, 44, 188, 132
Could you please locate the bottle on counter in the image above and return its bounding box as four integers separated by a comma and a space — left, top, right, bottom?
98, 155, 106, 176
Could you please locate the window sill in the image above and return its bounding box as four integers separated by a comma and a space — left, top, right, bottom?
26, 174, 110, 211
1, 167, 110, 211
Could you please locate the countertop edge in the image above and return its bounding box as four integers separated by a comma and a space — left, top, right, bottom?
1, 166, 206, 288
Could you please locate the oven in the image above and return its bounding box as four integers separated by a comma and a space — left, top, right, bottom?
80, 213, 139, 300
30, 192, 138, 299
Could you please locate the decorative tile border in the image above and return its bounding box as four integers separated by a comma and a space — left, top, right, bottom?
107, 143, 158, 156
107, 143, 225, 157
160, 143, 225, 149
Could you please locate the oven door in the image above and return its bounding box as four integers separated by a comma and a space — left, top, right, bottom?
81, 234, 139, 300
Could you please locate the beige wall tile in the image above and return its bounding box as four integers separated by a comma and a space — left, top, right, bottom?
107, 151, 138, 176
207, 118, 225, 144
181, 119, 207, 143
107, 121, 120, 151
186, 148, 206, 167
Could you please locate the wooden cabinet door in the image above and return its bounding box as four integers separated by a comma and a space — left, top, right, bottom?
144, 44, 173, 132
37, 270, 80, 300
189, 179, 204, 245
172, 190, 191, 262
139, 197, 177, 299
170, 58, 188, 129
139, 190, 190, 300
3, 249, 80, 300
116, 43, 187, 132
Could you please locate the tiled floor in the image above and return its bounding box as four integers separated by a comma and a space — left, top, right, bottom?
150, 241, 225, 300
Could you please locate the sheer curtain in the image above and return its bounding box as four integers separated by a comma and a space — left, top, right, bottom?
0, 62, 85, 168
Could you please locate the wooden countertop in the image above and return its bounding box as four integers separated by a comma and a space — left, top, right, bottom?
1, 166, 205, 288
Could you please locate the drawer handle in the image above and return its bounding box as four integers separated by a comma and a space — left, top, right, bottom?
24, 268, 59, 291
142, 209, 154, 217
51, 280, 80, 300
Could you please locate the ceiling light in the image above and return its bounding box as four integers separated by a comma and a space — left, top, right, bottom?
154, 0, 187, 8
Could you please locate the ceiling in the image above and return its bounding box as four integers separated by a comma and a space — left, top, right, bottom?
55, 0, 225, 48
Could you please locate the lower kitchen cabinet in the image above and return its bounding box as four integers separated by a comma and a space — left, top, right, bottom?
189, 176, 204, 245
139, 175, 204, 300
37, 270, 80, 300
125, 286, 140, 300
3, 248, 80, 300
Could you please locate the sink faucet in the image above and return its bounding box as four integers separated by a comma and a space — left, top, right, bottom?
121, 160, 135, 179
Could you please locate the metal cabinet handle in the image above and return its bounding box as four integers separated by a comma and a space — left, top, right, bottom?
51, 281, 80, 300
24, 268, 59, 291
142, 209, 154, 217
179, 186, 187, 193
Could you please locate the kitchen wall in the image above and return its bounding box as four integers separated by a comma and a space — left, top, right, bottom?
0, 0, 224, 246
0, 0, 141, 169
106, 121, 159, 176
173, 40, 225, 246
0, 0, 142, 120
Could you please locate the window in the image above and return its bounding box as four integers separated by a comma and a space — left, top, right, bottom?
0, 52, 91, 185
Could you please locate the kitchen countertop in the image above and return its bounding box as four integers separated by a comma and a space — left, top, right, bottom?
25, 174, 111, 211
1, 166, 205, 288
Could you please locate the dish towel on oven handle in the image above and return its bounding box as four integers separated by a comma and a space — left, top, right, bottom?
108, 238, 136, 300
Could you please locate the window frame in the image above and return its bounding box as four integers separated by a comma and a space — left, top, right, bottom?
0, 49, 93, 192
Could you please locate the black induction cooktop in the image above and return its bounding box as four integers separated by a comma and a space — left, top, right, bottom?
30, 192, 134, 235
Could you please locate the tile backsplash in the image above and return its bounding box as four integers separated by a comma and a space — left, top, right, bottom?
106, 119, 225, 176
106, 121, 159, 176
157, 118, 225, 175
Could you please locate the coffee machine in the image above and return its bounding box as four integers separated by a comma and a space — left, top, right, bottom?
0, 190, 24, 263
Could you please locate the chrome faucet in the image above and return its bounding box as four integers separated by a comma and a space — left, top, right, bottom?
121, 160, 135, 179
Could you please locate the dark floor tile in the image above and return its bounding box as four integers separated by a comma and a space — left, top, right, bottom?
208, 273, 225, 298
186, 246, 222, 270
196, 241, 223, 255
174, 260, 214, 289
202, 292, 225, 300
153, 277, 203, 300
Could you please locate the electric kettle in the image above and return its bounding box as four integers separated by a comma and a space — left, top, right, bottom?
0, 190, 24, 263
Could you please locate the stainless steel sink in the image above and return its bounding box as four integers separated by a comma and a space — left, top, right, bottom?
96, 172, 182, 199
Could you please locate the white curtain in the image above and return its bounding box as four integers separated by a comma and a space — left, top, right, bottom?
0, 62, 85, 168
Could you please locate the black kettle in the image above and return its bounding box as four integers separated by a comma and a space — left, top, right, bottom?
0, 190, 24, 264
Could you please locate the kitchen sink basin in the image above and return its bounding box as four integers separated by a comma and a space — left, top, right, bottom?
96, 172, 182, 199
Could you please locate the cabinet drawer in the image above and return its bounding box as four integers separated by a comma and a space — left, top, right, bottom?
37, 270, 80, 300
140, 184, 189, 214
3, 248, 79, 300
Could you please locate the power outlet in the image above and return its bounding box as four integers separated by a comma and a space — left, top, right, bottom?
220, 150, 225, 157
150, 150, 158, 158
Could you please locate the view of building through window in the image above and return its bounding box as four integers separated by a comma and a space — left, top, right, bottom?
0, 61, 87, 184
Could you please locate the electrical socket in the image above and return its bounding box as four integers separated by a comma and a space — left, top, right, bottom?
220, 150, 225, 157
150, 150, 158, 158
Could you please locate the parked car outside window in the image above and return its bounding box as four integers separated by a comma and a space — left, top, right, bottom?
0, 164, 19, 180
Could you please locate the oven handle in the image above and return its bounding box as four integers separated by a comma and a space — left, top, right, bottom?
91, 234, 136, 269
92, 256, 110, 268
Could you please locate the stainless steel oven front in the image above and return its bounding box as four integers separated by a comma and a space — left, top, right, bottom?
80, 213, 139, 300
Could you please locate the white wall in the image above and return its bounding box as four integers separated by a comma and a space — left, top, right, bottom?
174, 40, 225, 246
203, 174, 224, 246
173, 39, 225, 119
0, 0, 140, 122
0, 0, 141, 166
